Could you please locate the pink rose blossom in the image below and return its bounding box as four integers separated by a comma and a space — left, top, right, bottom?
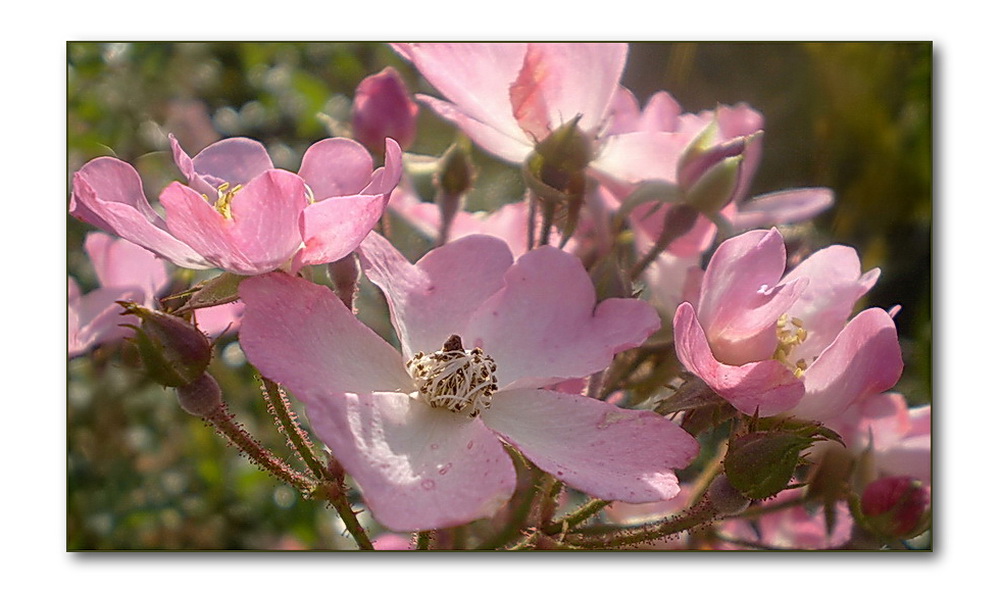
673, 228, 903, 419
70, 135, 402, 275
238, 233, 698, 531
69, 232, 169, 357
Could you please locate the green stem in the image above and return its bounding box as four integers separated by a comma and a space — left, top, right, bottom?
568, 497, 718, 549
541, 498, 611, 536
314, 483, 374, 550
415, 531, 432, 550
260, 376, 328, 481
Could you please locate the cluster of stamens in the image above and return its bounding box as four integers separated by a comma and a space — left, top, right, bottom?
773, 313, 809, 378
211, 182, 243, 219
406, 335, 498, 418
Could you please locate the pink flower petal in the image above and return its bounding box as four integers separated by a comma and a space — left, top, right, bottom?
465, 246, 660, 390
590, 130, 690, 185
297, 137, 374, 200
304, 390, 516, 531
84, 232, 168, 305
793, 308, 904, 422
161, 170, 309, 275
673, 302, 804, 416
357, 232, 514, 359
416, 94, 534, 164
294, 193, 386, 269
481, 389, 698, 503
70, 158, 211, 270
68, 285, 142, 358
238, 272, 412, 398
171, 135, 274, 195
697, 229, 806, 365
732, 188, 835, 230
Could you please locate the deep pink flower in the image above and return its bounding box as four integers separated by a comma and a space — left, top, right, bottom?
352, 66, 419, 153
70, 135, 402, 275
860, 475, 930, 538
672, 228, 903, 419
69, 232, 169, 357
239, 233, 698, 531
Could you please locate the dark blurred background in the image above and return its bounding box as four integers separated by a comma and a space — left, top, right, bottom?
67, 42, 931, 549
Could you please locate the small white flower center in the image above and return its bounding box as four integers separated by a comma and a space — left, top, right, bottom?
406, 335, 498, 418
773, 313, 809, 378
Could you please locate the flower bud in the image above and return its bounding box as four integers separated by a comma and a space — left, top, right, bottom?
119, 302, 212, 387
676, 120, 756, 215
859, 476, 931, 539
434, 141, 476, 244
707, 473, 751, 516
175, 372, 223, 417
723, 430, 814, 500
351, 66, 418, 153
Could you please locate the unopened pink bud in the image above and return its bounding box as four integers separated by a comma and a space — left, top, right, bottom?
352, 66, 418, 153
860, 476, 930, 539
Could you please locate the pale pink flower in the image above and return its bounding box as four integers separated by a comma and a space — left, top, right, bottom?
69, 232, 169, 357
70, 135, 402, 275
824, 392, 931, 482
673, 228, 903, 419
238, 233, 698, 531
352, 66, 419, 153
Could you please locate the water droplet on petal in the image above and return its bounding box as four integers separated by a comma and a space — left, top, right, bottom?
466, 440, 475, 450
438, 463, 452, 475
430, 443, 439, 450
421, 479, 436, 490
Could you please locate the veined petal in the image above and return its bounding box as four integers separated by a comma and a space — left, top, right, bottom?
481, 389, 698, 503
673, 302, 804, 417
227, 169, 310, 271
793, 308, 903, 422
357, 232, 513, 359
305, 391, 516, 532
298, 137, 373, 200
464, 246, 660, 390
294, 193, 385, 269
70, 160, 211, 270
238, 272, 412, 398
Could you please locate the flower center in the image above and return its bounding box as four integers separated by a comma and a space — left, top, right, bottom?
211, 182, 243, 219
405, 335, 498, 418
773, 313, 809, 378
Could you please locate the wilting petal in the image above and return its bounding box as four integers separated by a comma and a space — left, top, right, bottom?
70, 158, 211, 270
298, 137, 374, 200
238, 272, 411, 398
358, 232, 513, 359
697, 229, 806, 365
673, 302, 804, 416
171, 135, 273, 195
305, 390, 516, 531
793, 308, 903, 422
481, 389, 698, 503
732, 188, 835, 230
465, 246, 660, 390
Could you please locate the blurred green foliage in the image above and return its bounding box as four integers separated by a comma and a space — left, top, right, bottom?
67, 42, 932, 550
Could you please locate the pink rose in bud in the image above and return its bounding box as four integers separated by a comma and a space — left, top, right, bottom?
673, 228, 903, 419
860, 476, 930, 538
825, 392, 931, 482
69, 232, 169, 358
239, 233, 698, 531
70, 135, 402, 275
716, 488, 853, 550
352, 66, 419, 153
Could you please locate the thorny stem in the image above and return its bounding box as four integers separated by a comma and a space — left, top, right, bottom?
260, 376, 329, 481
313, 482, 374, 550
567, 496, 719, 549
415, 531, 433, 550
203, 402, 314, 493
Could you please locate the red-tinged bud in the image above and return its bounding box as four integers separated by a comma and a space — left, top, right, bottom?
707, 473, 751, 516
352, 66, 419, 153
119, 302, 212, 387
860, 476, 931, 539
176, 372, 223, 417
